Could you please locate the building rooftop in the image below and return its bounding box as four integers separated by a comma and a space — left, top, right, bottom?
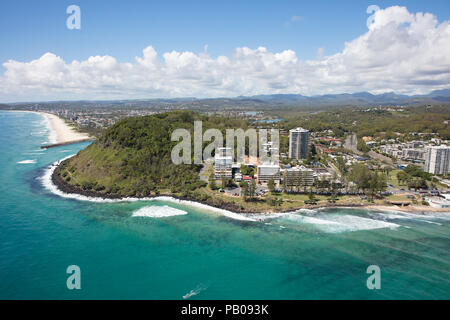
257, 164, 281, 168
289, 127, 309, 133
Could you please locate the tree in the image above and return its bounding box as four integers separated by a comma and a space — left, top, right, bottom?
308, 188, 315, 201
208, 172, 217, 190
268, 178, 275, 194
266, 196, 276, 206
221, 172, 226, 189
241, 181, 249, 200
357, 138, 370, 153
306, 187, 318, 204
384, 166, 392, 178
249, 179, 257, 199
336, 156, 347, 175
276, 197, 283, 207
240, 164, 255, 177
396, 171, 408, 185
404, 165, 433, 181
282, 173, 288, 193
367, 172, 387, 200
349, 163, 371, 193
310, 143, 317, 157
408, 177, 428, 191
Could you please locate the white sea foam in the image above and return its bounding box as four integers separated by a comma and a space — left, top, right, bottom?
17, 160, 36, 164
147, 197, 257, 221
132, 205, 188, 218
323, 214, 399, 232
279, 212, 399, 233
248, 208, 318, 222
42, 114, 58, 144
183, 285, 208, 299
297, 216, 343, 226
24, 152, 44, 155
369, 211, 444, 225
425, 212, 450, 220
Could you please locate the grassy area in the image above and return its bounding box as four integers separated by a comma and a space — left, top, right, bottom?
200, 188, 375, 212
386, 194, 411, 202
387, 169, 403, 188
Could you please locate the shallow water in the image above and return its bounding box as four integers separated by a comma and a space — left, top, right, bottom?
0, 111, 449, 299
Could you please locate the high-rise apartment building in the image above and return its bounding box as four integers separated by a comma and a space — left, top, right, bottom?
424, 146, 450, 175
289, 127, 310, 159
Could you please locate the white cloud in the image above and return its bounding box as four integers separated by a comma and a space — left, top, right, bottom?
284, 15, 303, 27
1, 6, 449, 102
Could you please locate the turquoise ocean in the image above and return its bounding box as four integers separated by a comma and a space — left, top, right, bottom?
0, 111, 449, 299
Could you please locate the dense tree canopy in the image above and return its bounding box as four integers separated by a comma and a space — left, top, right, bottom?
57, 111, 249, 197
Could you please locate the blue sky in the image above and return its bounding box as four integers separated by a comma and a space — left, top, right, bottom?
1, 0, 449, 65
0, 1, 449, 101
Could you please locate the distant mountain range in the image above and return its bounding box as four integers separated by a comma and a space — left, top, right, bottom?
4, 89, 450, 109
237, 89, 450, 106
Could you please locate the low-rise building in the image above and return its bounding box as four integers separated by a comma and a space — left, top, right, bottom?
401, 148, 425, 161
283, 166, 315, 187
257, 164, 281, 183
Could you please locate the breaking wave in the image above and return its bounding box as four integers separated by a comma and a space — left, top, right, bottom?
17, 159, 36, 164
132, 205, 188, 218
183, 284, 208, 299
278, 212, 399, 233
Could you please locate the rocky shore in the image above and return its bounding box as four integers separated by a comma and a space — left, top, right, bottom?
52, 161, 262, 213
52, 161, 448, 215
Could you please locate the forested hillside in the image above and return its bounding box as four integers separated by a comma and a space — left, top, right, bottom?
54, 111, 248, 198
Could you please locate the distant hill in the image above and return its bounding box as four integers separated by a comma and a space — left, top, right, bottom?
238, 90, 449, 106
427, 89, 450, 97
3, 89, 450, 110
53, 111, 208, 198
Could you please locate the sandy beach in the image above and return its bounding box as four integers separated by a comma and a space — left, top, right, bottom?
39, 112, 91, 144
364, 204, 450, 214
8, 110, 91, 144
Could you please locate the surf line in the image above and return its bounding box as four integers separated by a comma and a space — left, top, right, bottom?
181, 304, 215, 318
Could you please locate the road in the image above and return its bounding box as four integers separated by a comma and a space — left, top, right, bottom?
344, 133, 394, 165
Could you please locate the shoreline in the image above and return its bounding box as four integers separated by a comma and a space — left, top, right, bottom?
6, 110, 91, 144
39, 112, 91, 144
48, 157, 450, 216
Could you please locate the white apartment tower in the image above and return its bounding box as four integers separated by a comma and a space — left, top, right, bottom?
214, 147, 233, 179
424, 146, 450, 175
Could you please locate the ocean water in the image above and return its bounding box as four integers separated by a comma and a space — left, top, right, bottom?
0, 110, 449, 300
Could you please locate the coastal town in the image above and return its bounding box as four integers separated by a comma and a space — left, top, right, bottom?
3, 102, 450, 213
204, 124, 450, 211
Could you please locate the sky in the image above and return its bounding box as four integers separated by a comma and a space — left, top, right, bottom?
0, 0, 449, 102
